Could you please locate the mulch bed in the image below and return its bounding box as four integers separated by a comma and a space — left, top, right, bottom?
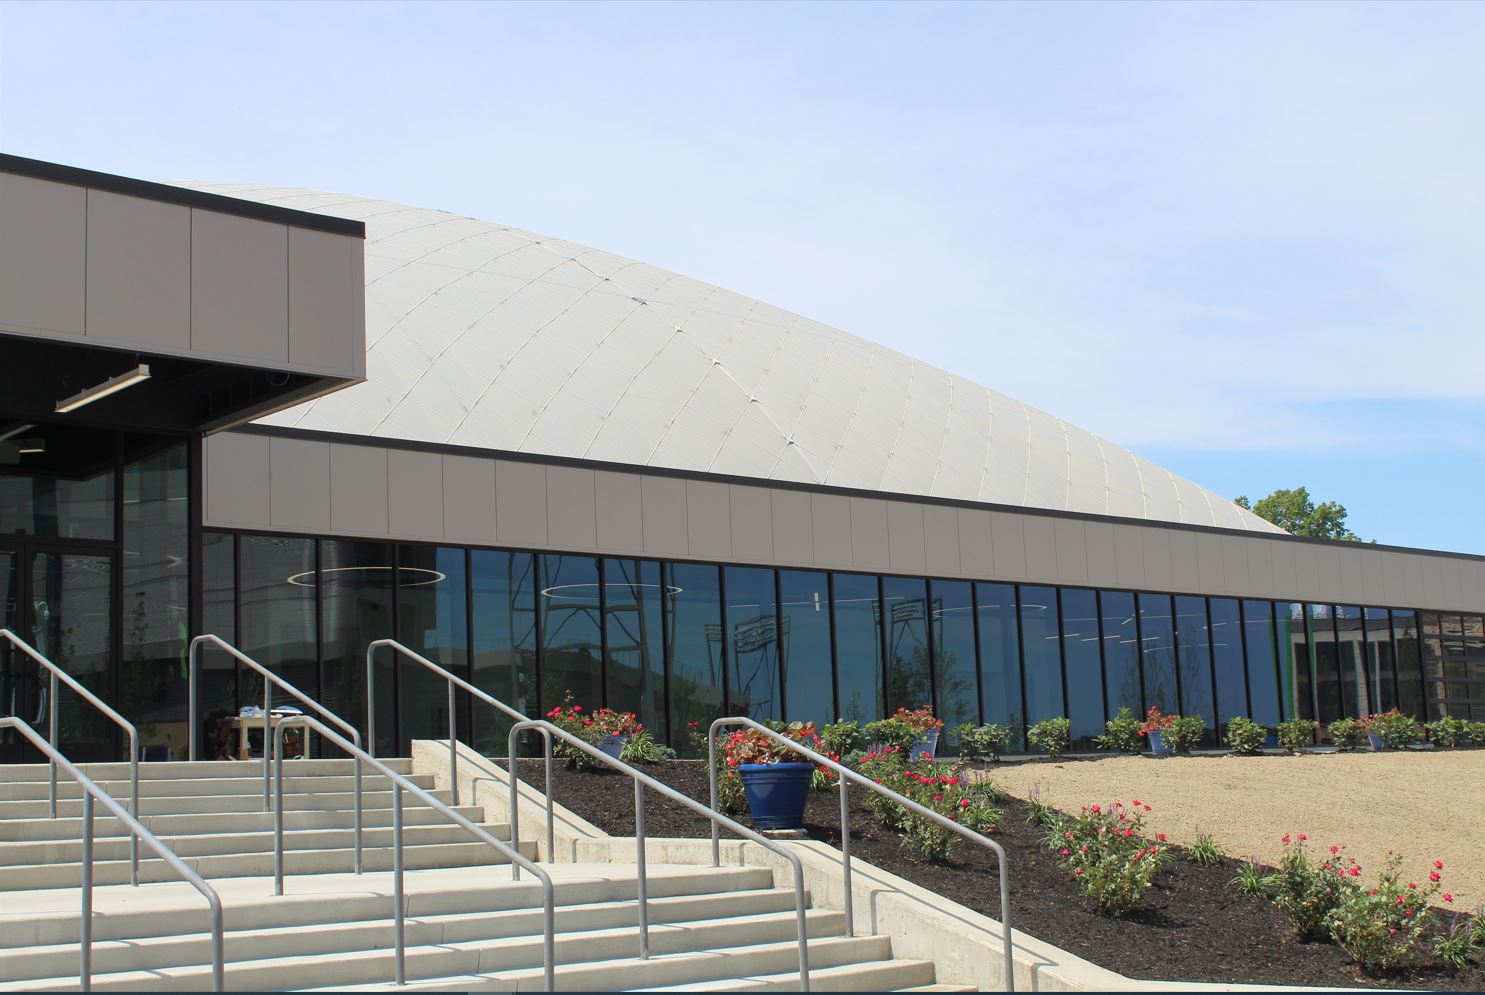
517, 758, 1483, 990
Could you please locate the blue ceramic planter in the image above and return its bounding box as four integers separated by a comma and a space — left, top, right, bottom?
1367, 732, 1387, 752
1148, 729, 1174, 757
911, 729, 940, 760
738, 762, 815, 829
598, 734, 627, 760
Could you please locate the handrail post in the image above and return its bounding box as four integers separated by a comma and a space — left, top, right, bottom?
49, 670, 58, 820
128, 727, 140, 887
507, 726, 522, 882
447, 680, 459, 806
80, 791, 93, 992
262, 677, 271, 812
365, 643, 378, 759
188, 637, 198, 762
393, 781, 406, 987
543, 730, 554, 862
706, 726, 720, 868
635, 778, 649, 959
274, 727, 286, 895
839, 779, 853, 937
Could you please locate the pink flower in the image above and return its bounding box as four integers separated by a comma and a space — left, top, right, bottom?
1060, 849, 1071, 856
1408, 882, 1417, 890
1157, 833, 1167, 842
1404, 908, 1414, 917
1429, 871, 1441, 882
1348, 866, 1361, 877
1296, 833, 1307, 841
1444, 893, 1454, 903
1329, 845, 1339, 855
1143, 804, 1151, 812
960, 798, 971, 809
1435, 860, 1445, 870
1074, 868, 1083, 876
1132, 799, 1142, 807
1091, 805, 1101, 813
1282, 834, 1291, 844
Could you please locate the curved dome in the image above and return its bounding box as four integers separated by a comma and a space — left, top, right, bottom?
175, 181, 1280, 533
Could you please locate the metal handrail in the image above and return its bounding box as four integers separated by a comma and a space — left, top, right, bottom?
271, 715, 556, 991
0, 628, 140, 886
710, 717, 1016, 993
508, 718, 813, 992
0, 717, 224, 992
187, 635, 364, 870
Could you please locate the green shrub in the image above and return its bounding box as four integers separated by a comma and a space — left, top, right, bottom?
953, 722, 1012, 762
1094, 707, 1144, 754
1185, 832, 1224, 865
1434, 911, 1483, 969
1267, 835, 1354, 940
1468, 721, 1485, 747
1328, 717, 1367, 750
1027, 717, 1071, 757
620, 729, 677, 763
820, 719, 865, 758
1051, 801, 1168, 916
1276, 718, 1317, 753
857, 746, 910, 829
1024, 784, 1060, 828
1362, 709, 1421, 749
1163, 715, 1207, 753
1225, 717, 1267, 754
1230, 855, 1269, 897
1426, 714, 1469, 747
1327, 852, 1444, 973
896, 762, 1002, 862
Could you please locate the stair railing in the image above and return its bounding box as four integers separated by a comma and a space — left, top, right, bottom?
0, 628, 140, 885
270, 714, 556, 990
710, 717, 1017, 993
0, 717, 224, 992
187, 634, 365, 872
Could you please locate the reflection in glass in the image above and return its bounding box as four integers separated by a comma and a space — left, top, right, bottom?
605, 560, 666, 739
1308, 605, 1341, 728
1060, 588, 1102, 751
930, 580, 977, 742
471, 551, 537, 753
1020, 586, 1063, 725
1209, 598, 1247, 731
197, 533, 237, 757
1393, 610, 1424, 720
1280, 603, 1311, 722
976, 583, 1023, 747
397, 546, 468, 750
1174, 595, 1214, 741
1363, 608, 1395, 713
538, 554, 603, 711
239, 535, 316, 754
1419, 613, 1444, 713
34, 552, 113, 758
883, 577, 930, 713
0, 423, 115, 540
1335, 606, 1366, 718
724, 567, 779, 721
321, 541, 394, 752
833, 574, 883, 725
780, 571, 832, 725
666, 562, 724, 749
1238, 601, 1278, 735
1138, 594, 1176, 715
1100, 591, 1141, 721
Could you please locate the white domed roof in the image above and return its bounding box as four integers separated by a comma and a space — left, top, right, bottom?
176, 182, 1280, 533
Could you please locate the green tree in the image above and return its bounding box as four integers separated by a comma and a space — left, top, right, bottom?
1234, 487, 1368, 541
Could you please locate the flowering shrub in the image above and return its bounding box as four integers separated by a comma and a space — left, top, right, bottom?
896, 763, 1002, 862
1426, 714, 1470, 748
857, 746, 910, 828
724, 721, 819, 766
1328, 717, 1367, 750
1050, 801, 1168, 916
1026, 717, 1071, 757
1277, 718, 1318, 753
1163, 715, 1207, 753
953, 722, 1012, 762
1094, 707, 1143, 754
1139, 707, 1175, 736
1327, 853, 1445, 973
545, 692, 643, 769
1360, 709, 1420, 749
1225, 716, 1267, 754
1264, 835, 1355, 940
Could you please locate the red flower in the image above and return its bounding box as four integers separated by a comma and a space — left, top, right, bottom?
1282, 834, 1291, 844
1090, 804, 1101, 813
933, 794, 943, 802
959, 798, 971, 808
1444, 893, 1454, 903
1434, 859, 1445, 870
1430, 871, 1441, 882
1132, 799, 1141, 807
1408, 882, 1417, 890
1157, 833, 1167, 842
1348, 866, 1361, 877
1296, 833, 1307, 841
1329, 845, 1339, 854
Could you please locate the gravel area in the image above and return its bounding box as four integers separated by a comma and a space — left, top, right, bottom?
981, 749, 1485, 908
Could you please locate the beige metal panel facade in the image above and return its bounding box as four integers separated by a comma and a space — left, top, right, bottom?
686, 480, 732, 561
922, 505, 961, 577
329, 442, 389, 537
594, 470, 645, 555
728, 485, 774, 565
387, 448, 444, 540
0, 173, 86, 338
639, 476, 688, 558
886, 501, 927, 575
268, 436, 330, 533
85, 190, 191, 351
769, 489, 813, 566
956, 508, 994, 578
441, 454, 498, 546
1052, 519, 1089, 585
202, 431, 271, 529
989, 512, 1028, 580
1083, 521, 1118, 588
191, 210, 289, 364
289, 228, 367, 378
809, 493, 852, 569
494, 459, 547, 547
848, 498, 890, 572
545, 465, 598, 552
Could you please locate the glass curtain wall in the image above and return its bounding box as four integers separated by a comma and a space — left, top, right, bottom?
605, 559, 666, 739
1280, 603, 1311, 723
1060, 588, 1103, 750
665, 562, 724, 749
237, 535, 317, 757
833, 573, 883, 724
723, 567, 780, 721
1393, 610, 1424, 720
930, 580, 977, 741
1308, 604, 1342, 729
1139, 594, 1177, 714
883, 577, 931, 713
1100, 591, 1141, 720
470, 550, 537, 752
1241, 600, 1282, 734
779, 571, 832, 724
538, 554, 603, 712
1335, 606, 1367, 718
395, 546, 468, 745
976, 583, 1023, 747
1174, 595, 1215, 742
1020, 586, 1063, 726
1363, 608, 1396, 712
1208, 598, 1247, 733
321, 541, 394, 753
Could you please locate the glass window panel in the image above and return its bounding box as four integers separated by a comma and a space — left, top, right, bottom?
724, 567, 780, 721
396, 546, 468, 750
471, 551, 537, 753
833, 574, 883, 725
666, 562, 724, 750
197, 532, 236, 757
1020, 585, 1063, 725
605, 559, 666, 740
538, 554, 603, 712
1209, 598, 1247, 730
1392, 611, 1425, 721
1442, 615, 1466, 659
1174, 595, 1214, 742
1242, 600, 1282, 733
1363, 608, 1396, 713
119, 439, 189, 758
33, 551, 113, 757
930, 580, 977, 742
883, 576, 931, 714
238, 535, 317, 756
976, 582, 1023, 748
0, 423, 115, 540
1280, 603, 1311, 722
1308, 605, 1342, 729
1420, 612, 1444, 713
1334, 606, 1366, 717
321, 541, 394, 752
1100, 591, 1141, 721
1466, 616, 1485, 660
780, 570, 833, 726
1060, 588, 1103, 751
1138, 593, 1177, 715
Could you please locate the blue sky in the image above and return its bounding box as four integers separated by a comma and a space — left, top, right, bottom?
3, 1, 1481, 551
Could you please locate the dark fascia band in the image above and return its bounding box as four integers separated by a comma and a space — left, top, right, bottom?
0, 153, 365, 239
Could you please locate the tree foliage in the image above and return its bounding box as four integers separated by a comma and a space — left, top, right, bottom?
1234, 486, 1366, 541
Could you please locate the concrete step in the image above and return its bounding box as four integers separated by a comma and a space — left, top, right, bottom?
631, 955, 938, 991
0, 772, 432, 801
0, 820, 512, 865
0, 787, 455, 820
0, 888, 801, 980
1, 837, 537, 890
0, 759, 413, 783
0, 803, 487, 843
0, 909, 853, 992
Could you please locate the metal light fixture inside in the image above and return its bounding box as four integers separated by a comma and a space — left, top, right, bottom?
55, 364, 151, 414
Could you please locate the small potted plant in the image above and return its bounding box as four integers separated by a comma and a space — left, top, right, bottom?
724, 721, 821, 830
1140, 707, 1176, 757
590, 707, 641, 759
896, 705, 944, 759
546, 692, 641, 766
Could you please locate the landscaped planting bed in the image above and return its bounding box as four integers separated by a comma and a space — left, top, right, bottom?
515, 756, 1485, 990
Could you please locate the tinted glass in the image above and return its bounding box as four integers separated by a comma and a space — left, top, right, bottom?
976, 583, 1023, 746
33, 552, 113, 756
1335, 606, 1366, 717
197, 532, 237, 752
1020, 586, 1063, 724
396, 546, 468, 749
833, 574, 883, 724
605, 559, 666, 739
1100, 591, 1141, 722
1280, 603, 1310, 722
1308, 604, 1342, 727
1420, 613, 1444, 710
470, 550, 537, 753
1209, 598, 1247, 730
1241, 600, 1281, 732
1363, 608, 1396, 712
724, 567, 780, 721
539, 554, 603, 712
1138, 593, 1177, 714
0, 423, 115, 540
930, 580, 977, 741
883, 576, 931, 713
779, 571, 833, 725
238, 535, 317, 754
666, 562, 724, 749
321, 541, 394, 751
1174, 595, 1214, 741
1060, 588, 1103, 750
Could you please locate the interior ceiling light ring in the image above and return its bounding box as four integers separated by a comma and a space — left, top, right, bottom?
55, 364, 151, 413
285, 565, 447, 588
